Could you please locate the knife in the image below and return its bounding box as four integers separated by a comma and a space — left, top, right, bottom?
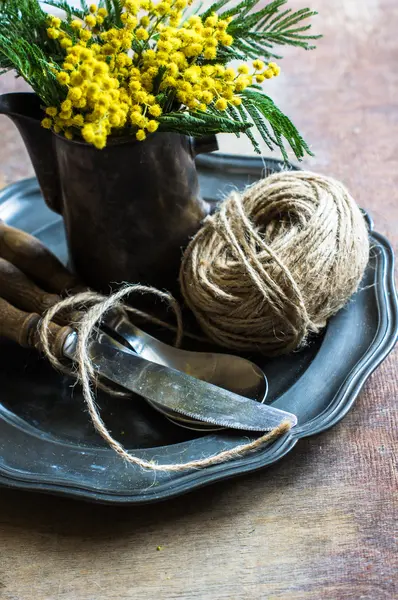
65, 330, 297, 431
0, 296, 297, 431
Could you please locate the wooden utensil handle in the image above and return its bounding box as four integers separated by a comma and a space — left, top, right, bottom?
33, 320, 74, 360
0, 219, 82, 294
0, 297, 40, 348
0, 297, 73, 358
0, 258, 61, 314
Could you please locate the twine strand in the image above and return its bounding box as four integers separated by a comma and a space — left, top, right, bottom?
38, 285, 290, 472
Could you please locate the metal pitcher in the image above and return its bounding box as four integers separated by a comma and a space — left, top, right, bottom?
0, 92, 218, 292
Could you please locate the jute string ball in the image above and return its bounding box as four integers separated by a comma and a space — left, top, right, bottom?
180, 171, 370, 356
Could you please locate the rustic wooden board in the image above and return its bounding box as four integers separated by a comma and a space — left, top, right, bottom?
0, 1, 397, 598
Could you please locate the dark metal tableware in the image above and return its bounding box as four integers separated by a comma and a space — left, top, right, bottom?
63, 331, 294, 431
0, 292, 296, 431
0, 154, 396, 504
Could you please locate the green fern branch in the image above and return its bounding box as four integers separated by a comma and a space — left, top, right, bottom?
205, 0, 321, 61
227, 102, 261, 153
158, 109, 251, 136
0, 33, 61, 104
242, 89, 313, 160
0, 0, 65, 99
43, 0, 86, 21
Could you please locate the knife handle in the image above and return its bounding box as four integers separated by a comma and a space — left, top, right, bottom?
0, 296, 72, 358
0, 257, 61, 314
0, 258, 76, 326
0, 219, 82, 294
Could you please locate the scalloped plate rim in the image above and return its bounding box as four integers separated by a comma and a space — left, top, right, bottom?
0, 155, 396, 504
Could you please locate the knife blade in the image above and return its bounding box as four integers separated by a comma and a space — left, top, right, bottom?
63, 331, 297, 432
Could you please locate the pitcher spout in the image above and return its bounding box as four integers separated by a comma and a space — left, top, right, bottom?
0, 93, 62, 213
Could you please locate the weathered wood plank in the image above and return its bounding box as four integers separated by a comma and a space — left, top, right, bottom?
0, 1, 397, 599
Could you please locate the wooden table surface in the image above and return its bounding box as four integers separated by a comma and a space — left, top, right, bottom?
0, 1, 397, 599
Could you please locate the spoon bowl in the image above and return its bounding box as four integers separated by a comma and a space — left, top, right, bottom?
104, 311, 268, 431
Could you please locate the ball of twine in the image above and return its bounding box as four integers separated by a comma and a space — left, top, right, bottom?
180, 171, 370, 356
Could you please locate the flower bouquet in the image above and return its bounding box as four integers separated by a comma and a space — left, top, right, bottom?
0, 0, 319, 291
0, 0, 319, 157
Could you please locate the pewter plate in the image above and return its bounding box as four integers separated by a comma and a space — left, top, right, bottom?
0, 154, 396, 504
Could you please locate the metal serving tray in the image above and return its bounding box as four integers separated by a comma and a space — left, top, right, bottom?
0, 153, 396, 504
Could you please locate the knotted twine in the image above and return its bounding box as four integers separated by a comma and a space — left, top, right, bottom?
38, 285, 291, 472
180, 171, 370, 355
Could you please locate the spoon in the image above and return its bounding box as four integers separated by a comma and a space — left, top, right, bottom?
104, 310, 268, 431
